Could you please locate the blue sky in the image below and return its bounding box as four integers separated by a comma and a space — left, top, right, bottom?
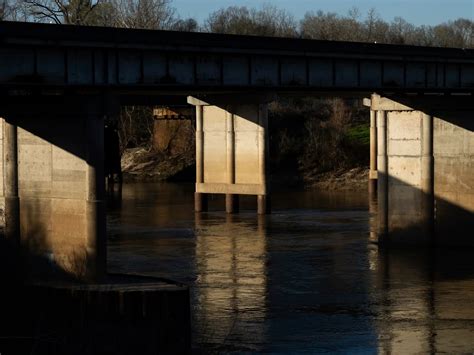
173, 0, 473, 26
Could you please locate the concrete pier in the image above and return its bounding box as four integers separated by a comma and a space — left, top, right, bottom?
4, 118, 20, 248
368, 106, 378, 195
1, 96, 107, 280
188, 95, 273, 214
368, 95, 474, 246
376, 110, 388, 241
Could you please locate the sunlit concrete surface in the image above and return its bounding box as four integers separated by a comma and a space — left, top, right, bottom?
188, 95, 270, 214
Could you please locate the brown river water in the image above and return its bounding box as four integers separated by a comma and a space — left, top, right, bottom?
107, 182, 474, 354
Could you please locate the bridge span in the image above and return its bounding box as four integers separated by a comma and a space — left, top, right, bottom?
0, 21, 473, 280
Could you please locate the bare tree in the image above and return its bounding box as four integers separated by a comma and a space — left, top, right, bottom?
300, 9, 364, 42
22, 0, 105, 24
205, 4, 297, 37
170, 17, 197, 32
1, 0, 29, 21
111, 0, 176, 30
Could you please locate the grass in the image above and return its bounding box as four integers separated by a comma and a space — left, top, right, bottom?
346, 123, 370, 146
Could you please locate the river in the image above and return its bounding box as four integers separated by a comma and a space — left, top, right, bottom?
107, 182, 474, 353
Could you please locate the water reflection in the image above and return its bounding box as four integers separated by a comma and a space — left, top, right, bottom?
194, 214, 267, 351
371, 248, 474, 354
106, 183, 474, 353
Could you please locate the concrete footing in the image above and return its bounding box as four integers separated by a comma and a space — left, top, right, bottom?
0, 274, 191, 354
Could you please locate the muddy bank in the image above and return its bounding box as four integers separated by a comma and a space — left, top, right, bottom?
303, 167, 369, 191
121, 147, 368, 190
121, 147, 195, 182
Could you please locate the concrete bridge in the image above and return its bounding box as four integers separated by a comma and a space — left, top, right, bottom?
0, 21, 473, 281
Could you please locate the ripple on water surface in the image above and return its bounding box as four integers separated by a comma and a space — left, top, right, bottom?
108, 183, 474, 353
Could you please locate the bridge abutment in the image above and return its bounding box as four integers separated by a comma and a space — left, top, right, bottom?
369, 95, 474, 246
188, 95, 274, 214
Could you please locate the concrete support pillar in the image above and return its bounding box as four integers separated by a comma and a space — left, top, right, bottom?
194, 105, 208, 212
188, 95, 273, 215
377, 110, 388, 240
225, 110, 239, 214
421, 113, 434, 240
86, 110, 106, 282
258, 104, 270, 215
4, 118, 20, 248
369, 108, 378, 196
368, 94, 474, 246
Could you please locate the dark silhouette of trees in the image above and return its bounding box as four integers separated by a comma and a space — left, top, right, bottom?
204, 4, 298, 37
299, 7, 473, 48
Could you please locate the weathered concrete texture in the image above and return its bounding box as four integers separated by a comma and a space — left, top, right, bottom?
188, 96, 270, 213
16, 116, 90, 278
373, 95, 474, 246
1, 98, 106, 280
434, 112, 474, 246
204, 104, 265, 189
380, 109, 431, 244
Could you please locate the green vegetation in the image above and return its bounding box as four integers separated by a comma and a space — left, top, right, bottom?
346, 124, 370, 147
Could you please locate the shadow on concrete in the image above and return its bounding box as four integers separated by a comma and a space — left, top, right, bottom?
371, 171, 474, 247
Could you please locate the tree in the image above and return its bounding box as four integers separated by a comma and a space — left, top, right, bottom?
387, 16, 416, 44
1, 0, 29, 21
111, 0, 176, 30
204, 4, 297, 37
363, 8, 390, 43
23, 0, 105, 24
170, 17, 197, 32
300, 10, 364, 42
432, 18, 473, 48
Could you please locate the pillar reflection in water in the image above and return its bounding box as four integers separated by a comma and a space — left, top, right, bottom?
368, 236, 474, 353
194, 214, 268, 350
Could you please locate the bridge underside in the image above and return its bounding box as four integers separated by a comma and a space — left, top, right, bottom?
0, 92, 473, 281
0, 21, 474, 281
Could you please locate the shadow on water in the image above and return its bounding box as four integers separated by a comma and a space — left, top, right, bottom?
107, 182, 474, 353
0, 185, 190, 355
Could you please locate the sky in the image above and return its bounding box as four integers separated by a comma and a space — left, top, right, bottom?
173, 0, 474, 26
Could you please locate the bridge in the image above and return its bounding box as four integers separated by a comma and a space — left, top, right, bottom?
0, 21, 473, 281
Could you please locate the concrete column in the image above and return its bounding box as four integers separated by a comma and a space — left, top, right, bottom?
4, 118, 20, 247
188, 95, 273, 215
421, 113, 434, 240
225, 110, 239, 213
86, 111, 106, 282
369, 109, 378, 195
377, 110, 388, 240
195, 105, 208, 212
258, 104, 270, 214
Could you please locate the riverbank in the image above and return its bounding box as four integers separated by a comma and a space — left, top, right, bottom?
120, 147, 368, 190
121, 147, 194, 182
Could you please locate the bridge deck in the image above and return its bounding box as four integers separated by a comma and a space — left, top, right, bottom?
0, 21, 473, 93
